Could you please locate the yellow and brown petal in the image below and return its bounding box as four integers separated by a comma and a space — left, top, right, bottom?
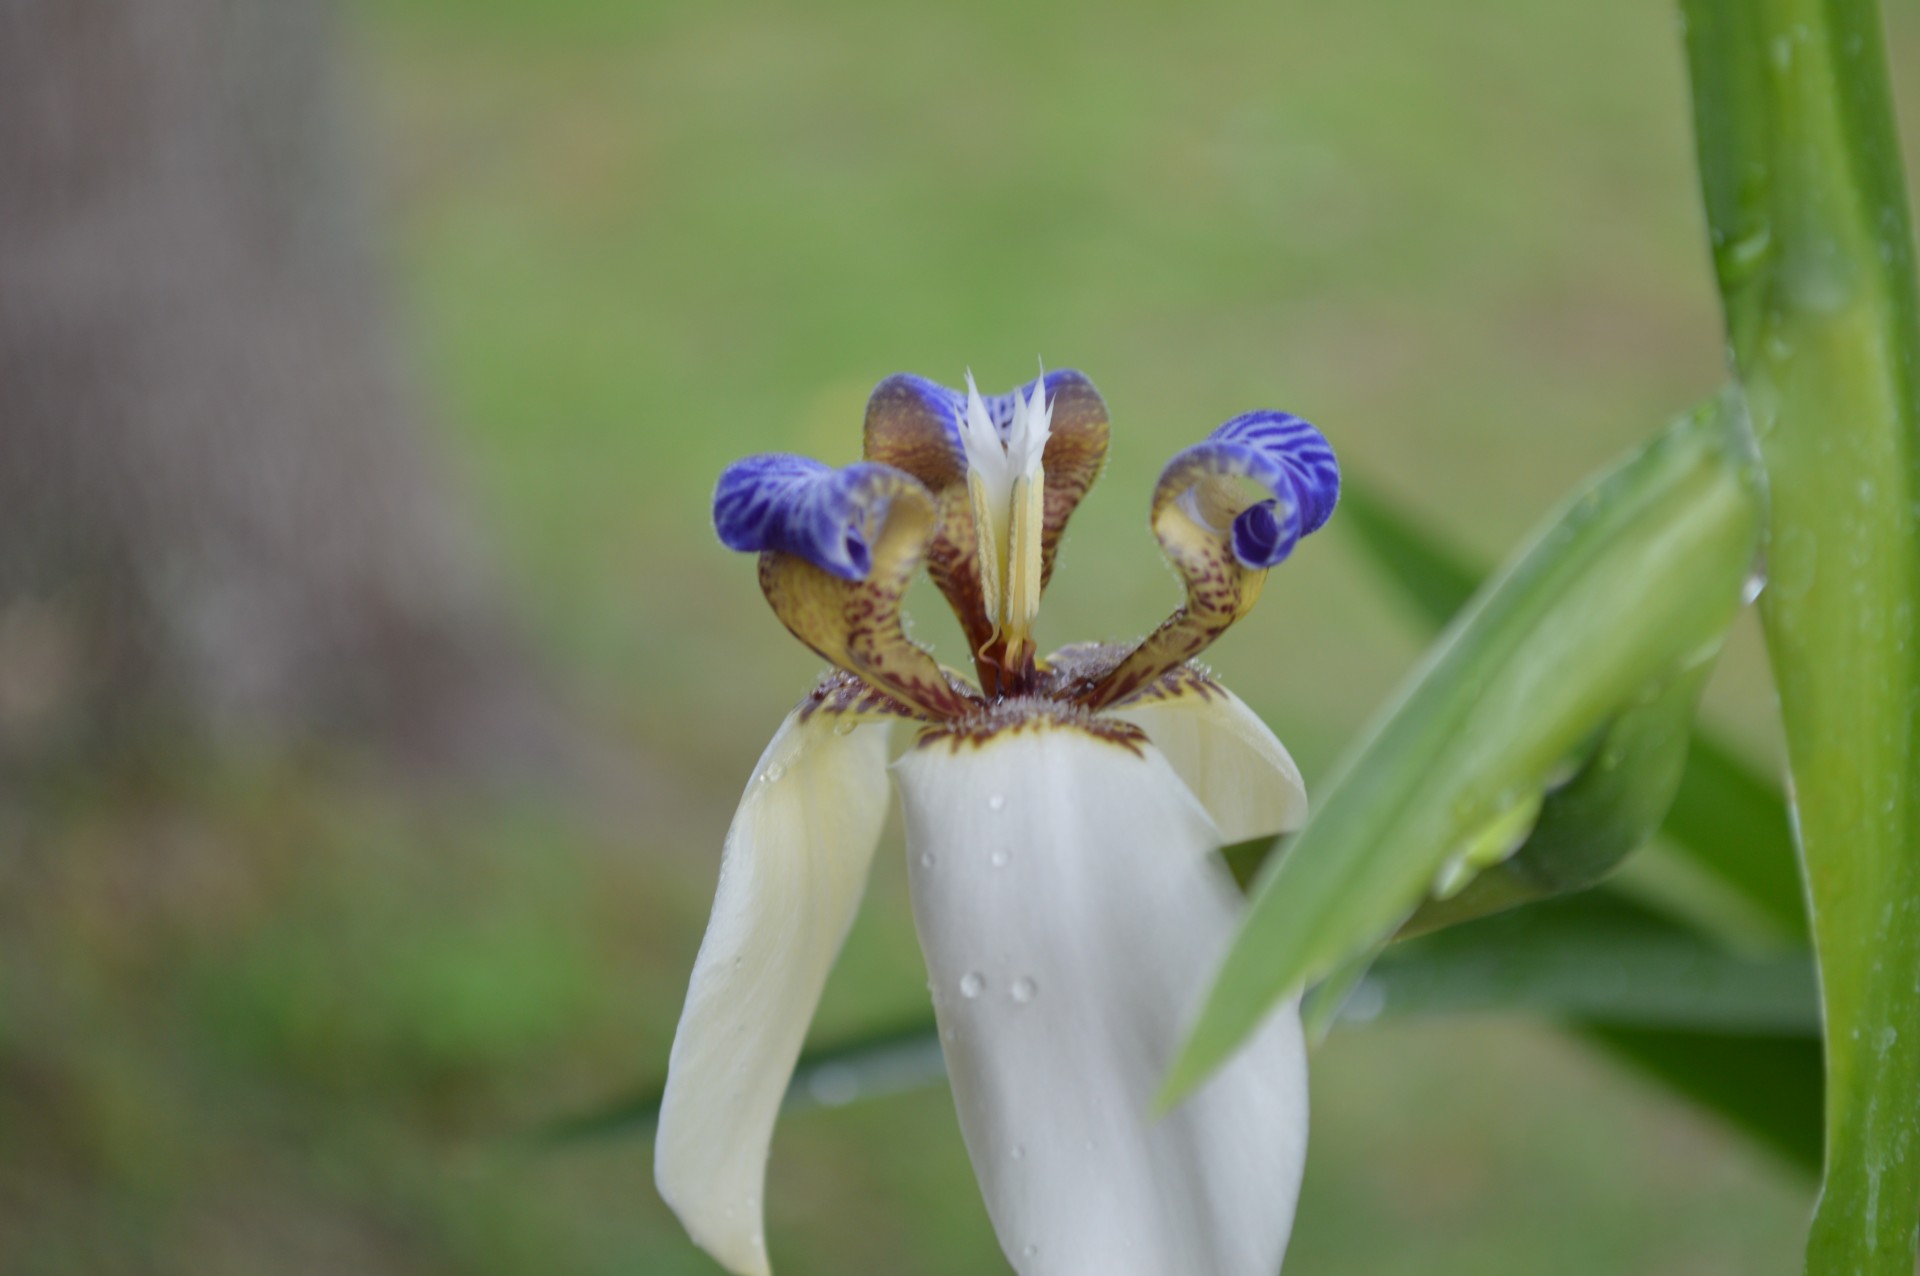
862, 370, 1109, 694
716, 455, 976, 721
713, 372, 1336, 726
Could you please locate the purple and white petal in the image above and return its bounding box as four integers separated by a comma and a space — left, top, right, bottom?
714, 454, 926, 581
1159, 412, 1340, 569
1074, 411, 1338, 709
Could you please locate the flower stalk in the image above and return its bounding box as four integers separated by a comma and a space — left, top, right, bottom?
1681, 0, 1920, 1268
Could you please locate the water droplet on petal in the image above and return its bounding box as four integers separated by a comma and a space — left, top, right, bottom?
987, 794, 1006, 812
990, 849, 1010, 868
833, 719, 856, 736
763, 764, 785, 783
1022, 1243, 1039, 1259
1011, 976, 1037, 1004
920, 852, 935, 868
960, 972, 985, 998
1010, 1144, 1026, 1160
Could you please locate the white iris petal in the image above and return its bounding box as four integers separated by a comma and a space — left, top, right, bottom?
896, 724, 1309, 1276
655, 709, 894, 1276
1110, 682, 1308, 844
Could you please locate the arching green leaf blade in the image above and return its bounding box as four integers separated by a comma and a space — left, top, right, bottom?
1166, 399, 1765, 1106
1343, 475, 1803, 940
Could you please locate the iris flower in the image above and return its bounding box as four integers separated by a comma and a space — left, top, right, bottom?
656, 368, 1339, 1275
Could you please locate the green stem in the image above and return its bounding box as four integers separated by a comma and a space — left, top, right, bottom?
1680, 1, 1920, 1269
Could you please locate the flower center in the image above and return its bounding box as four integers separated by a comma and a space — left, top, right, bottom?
961, 371, 1052, 685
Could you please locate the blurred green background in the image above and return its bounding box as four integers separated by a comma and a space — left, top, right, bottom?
9, 0, 1920, 1271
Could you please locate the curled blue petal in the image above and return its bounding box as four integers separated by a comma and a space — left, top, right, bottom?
1232, 499, 1287, 566
1161, 411, 1340, 569
713, 454, 924, 581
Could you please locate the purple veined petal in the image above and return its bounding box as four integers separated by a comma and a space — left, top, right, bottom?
717, 453, 974, 722
1168, 412, 1341, 570
1073, 409, 1338, 710
713, 454, 924, 581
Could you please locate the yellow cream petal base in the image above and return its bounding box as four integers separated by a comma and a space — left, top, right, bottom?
1109, 669, 1308, 844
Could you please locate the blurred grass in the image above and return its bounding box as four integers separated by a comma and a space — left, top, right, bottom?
11, 0, 1920, 1271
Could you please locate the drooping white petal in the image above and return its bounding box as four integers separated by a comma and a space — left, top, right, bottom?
1110, 676, 1308, 843
896, 721, 1308, 1276
655, 708, 894, 1276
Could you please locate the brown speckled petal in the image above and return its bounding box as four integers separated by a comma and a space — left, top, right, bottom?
757, 465, 978, 722
863, 370, 1110, 689
1033, 370, 1110, 592
1076, 450, 1271, 710
862, 374, 995, 661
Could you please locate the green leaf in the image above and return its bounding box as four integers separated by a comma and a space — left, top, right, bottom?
1585, 1026, 1823, 1175
537, 1018, 945, 1145
547, 895, 1818, 1149
1305, 480, 1816, 1167
1301, 670, 1712, 1038
1396, 662, 1709, 939
1664, 732, 1806, 941
1343, 476, 1804, 940
1361, 892, 1816, 1034
1682, 0, 1920, 1266
1165, 398, 1765, 1106
1337, 482, 1484, 627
